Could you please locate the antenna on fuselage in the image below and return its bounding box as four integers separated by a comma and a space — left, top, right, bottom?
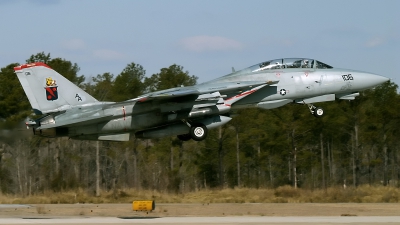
232, 67, 235, 73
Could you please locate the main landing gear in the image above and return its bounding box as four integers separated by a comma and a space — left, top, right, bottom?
177, 122, 208, 142
189, 123, 208, 141
305, 102, 324, 118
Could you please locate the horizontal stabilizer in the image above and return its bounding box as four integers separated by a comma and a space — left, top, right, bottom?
38, 114, 113, 129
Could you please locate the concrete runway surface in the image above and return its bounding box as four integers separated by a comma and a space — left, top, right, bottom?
1, 204, 400, 224
0, 216, 400, 224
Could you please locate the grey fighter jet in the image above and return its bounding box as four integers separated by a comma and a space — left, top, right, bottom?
14, 58, 388, 141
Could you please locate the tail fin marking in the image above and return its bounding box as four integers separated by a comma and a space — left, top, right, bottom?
14, 62, 97, 114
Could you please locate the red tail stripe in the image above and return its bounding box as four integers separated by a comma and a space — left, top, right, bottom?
14, 62, 52, 71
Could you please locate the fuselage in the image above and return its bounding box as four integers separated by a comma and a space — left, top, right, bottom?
21, 58, 388, 141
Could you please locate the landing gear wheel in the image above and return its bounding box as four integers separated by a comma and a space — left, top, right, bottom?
190, 123, 208, 141
177, 133, 192, 141
313, 107, 324, 118
304, 101, 324, 118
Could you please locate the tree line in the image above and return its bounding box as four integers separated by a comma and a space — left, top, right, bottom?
0, 52, 399, 197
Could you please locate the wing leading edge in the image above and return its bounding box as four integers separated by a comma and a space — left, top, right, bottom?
131, 80, 279, 103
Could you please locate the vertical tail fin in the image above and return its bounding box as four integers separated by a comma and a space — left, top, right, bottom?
14, 62, 98, 114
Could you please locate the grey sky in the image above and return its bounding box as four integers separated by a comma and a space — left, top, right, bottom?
1, 0, 398, 84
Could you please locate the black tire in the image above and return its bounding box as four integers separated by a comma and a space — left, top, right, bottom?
313, 107, 324, 118
177, 133, 192, 141
189, 123, 208, 141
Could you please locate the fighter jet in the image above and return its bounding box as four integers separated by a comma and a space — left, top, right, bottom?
14, 58, 388, 141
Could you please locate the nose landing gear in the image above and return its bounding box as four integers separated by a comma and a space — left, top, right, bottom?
304, 101, 324, 118
313, 106, 324, 118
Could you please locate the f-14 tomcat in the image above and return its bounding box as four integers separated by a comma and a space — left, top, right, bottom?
14, 58, 388, 141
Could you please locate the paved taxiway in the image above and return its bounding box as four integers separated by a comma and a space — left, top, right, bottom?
0, 216, 400, 224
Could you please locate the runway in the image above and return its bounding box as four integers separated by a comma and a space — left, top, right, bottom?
0, 216, 400, 224
1, 204, 400, 224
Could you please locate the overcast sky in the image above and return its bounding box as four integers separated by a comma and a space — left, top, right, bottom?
1, 0, 399, 84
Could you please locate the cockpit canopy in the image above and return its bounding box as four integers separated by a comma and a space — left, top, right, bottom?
245, 58, 333, 73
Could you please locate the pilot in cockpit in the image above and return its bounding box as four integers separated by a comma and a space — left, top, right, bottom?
302, 59, 309, 68
271, 62, 281, 69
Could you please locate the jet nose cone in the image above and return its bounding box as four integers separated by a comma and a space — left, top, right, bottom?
370, 74, 390, 84
369, 73, 390, 85
354, 72, 389, 90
